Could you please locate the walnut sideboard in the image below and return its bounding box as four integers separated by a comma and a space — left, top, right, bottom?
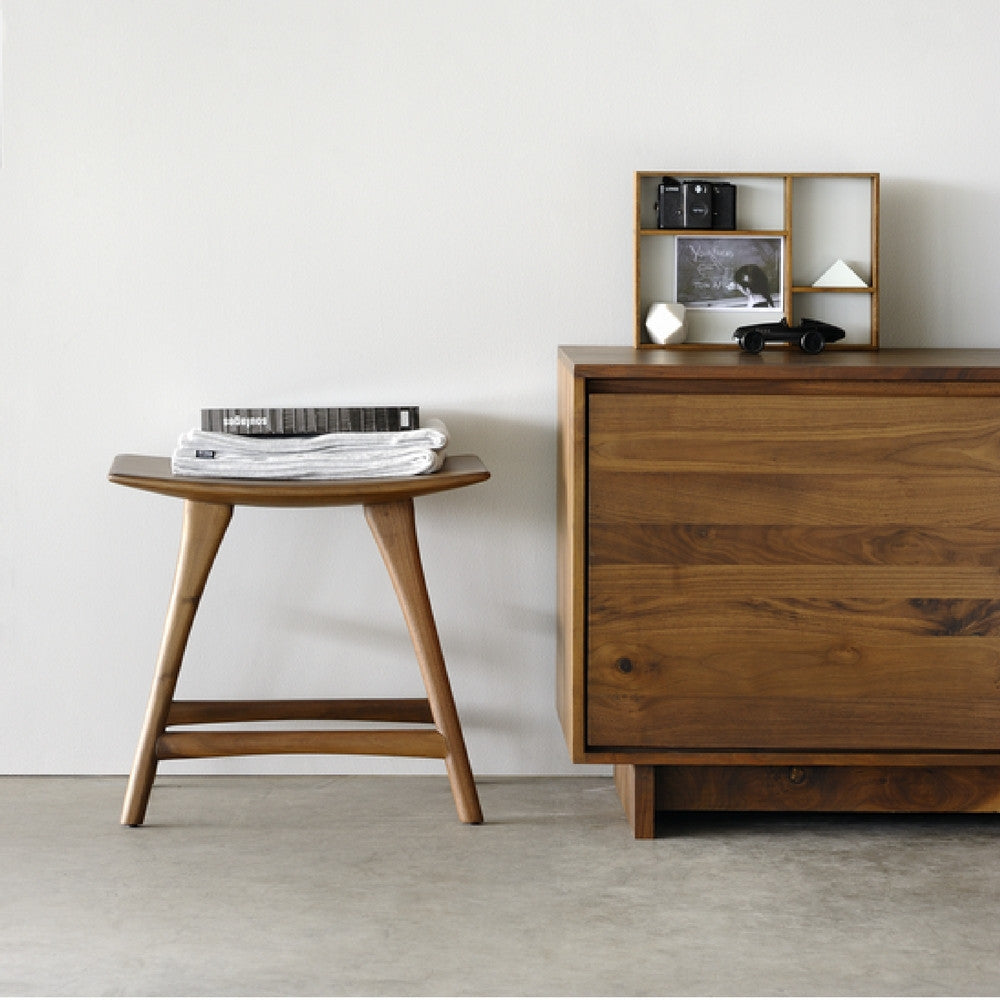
558, 346, 1000, 837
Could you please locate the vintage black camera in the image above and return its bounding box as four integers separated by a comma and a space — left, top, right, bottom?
655, 177, 736, 230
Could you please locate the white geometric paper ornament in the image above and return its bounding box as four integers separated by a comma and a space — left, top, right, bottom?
812, 259, 868, 288
645, 302, 687, 344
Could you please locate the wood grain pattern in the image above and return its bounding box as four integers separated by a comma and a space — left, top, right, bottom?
590, 594, 1000, 638
167, 698, 435, 726
586, 388, 1000, 755
614, 764, 656, 838
556, 355, 589, 758
590, 472, 1000, 527
559, 345, 1000, 382
654, 765, 1000, 813
589, 394, 1000, 474
365, 499, 483, 824
109, 453, 490, 508
590, 523, 1000, 567
156, 728, 447, 760
121, 499, 233, 826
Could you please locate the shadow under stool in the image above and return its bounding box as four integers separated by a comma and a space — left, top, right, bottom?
108, 453, 490, 827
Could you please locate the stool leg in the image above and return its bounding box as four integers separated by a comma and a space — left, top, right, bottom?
365, 499, 483, 824
121, 500, 233, 826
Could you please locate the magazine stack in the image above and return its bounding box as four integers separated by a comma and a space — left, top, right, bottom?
171, 406, 449, 479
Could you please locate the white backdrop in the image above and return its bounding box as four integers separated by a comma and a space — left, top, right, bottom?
3, 0, 999, 775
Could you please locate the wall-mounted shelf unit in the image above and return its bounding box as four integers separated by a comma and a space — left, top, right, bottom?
634, 171, 879, 350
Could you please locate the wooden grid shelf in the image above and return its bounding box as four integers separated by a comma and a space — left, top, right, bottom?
634, 171, 879, 350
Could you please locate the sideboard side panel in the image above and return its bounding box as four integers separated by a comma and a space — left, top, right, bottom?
557, 352, 589, 758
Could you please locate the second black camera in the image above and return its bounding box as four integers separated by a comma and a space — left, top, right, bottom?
655, 177, 736, 230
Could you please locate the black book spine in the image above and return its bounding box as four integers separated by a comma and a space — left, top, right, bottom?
200, 406, 420, 436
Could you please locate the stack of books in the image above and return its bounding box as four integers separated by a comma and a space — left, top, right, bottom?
171, 405, 450, 480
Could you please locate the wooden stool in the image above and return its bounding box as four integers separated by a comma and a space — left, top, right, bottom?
109, 453, 490, 827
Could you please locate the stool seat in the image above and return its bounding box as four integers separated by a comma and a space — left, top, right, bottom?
109, 452, 490, 506
110, 452, 490, 827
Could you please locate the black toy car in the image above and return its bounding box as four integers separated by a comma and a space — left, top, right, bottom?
733, 317, 846, 354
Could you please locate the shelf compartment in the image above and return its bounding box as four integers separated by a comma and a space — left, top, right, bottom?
792, 290, 875, 347
635, 172, 786, 233
791, 175, 878, 288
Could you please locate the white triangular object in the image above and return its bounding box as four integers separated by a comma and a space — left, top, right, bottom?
813, 259, 868, 288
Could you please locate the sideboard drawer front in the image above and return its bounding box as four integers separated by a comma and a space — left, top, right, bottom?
586, 391, 1000, 751
586, 621, 1000, 749
588, 393, 1000, 527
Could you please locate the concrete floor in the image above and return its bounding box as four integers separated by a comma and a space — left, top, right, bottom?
1, 776, 999, 996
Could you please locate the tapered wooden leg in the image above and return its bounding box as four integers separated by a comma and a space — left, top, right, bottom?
121, 500, 233, 826
365, 499, 483, 824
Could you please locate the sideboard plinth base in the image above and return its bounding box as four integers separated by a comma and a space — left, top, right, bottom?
614, 763, 1000, 839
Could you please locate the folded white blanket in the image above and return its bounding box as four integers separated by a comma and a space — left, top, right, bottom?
171, 418, 449, 479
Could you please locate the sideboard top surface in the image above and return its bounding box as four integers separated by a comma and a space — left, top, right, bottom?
558, 347, 1000, 383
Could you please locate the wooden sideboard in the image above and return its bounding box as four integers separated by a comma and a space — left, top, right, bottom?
558, 346, 1000, 836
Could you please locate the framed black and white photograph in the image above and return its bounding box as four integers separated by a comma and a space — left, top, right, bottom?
675, 236, 783, 310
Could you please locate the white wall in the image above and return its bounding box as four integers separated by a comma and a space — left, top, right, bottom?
3, 0, 999, 776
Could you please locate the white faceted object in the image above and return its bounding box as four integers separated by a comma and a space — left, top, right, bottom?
645, 302, 687, 344
813, 259, 868, 288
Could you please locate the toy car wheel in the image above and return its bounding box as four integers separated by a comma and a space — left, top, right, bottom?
800, 330, 825, 354
740, 330, 765, 354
